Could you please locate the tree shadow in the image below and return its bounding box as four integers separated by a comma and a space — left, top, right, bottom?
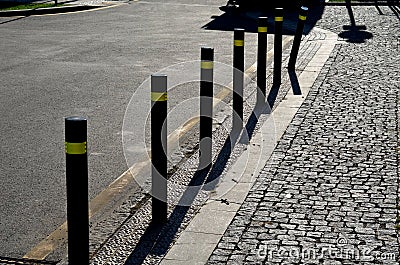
338, 27, 373, 44
338, 0, 374, 43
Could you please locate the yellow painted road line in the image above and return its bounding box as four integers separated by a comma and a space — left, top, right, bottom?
24, 35, 292, 260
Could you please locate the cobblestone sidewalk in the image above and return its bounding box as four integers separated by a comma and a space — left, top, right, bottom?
207, 5, 400, 265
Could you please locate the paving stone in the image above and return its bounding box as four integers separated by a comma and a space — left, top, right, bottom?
207, 5, 399, 265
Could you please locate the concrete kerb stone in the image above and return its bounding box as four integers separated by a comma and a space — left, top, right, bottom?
160, 27, 338, 265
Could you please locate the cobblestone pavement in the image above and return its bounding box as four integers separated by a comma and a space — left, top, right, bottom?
207, 5, 400, 265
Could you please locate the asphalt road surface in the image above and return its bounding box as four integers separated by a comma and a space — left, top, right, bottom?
0, 0, 265, 259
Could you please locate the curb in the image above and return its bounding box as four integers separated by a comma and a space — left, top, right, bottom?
0, 4, 104, 17
160, 27, 338, 265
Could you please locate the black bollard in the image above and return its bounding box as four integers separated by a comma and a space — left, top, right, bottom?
65, 116, 89, 265
151, 74, 168, 224
200, 47, 214, 170
257, 17, 268, 106
233, 28, 245, 133
273, 8, 284, 86
288, 6, 309, 70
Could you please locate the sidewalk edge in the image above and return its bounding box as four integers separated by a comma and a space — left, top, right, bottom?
160, 27, 338, 265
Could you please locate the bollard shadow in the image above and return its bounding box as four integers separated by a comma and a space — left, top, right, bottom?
266, 84, 280, 111
204, 96, 272, 190
123, 222, 163, 265
203, 101, 270, 190
204, 2, 325, 35
241, 111, 259, 144
288, 69, 302, 95
388, 3, 400, 20
239, 100, 270, 145
124, 167, 210, 265
202, 133, 235, 191
374, 0, 384, 15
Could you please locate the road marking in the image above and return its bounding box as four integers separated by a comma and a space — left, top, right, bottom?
24, 35, 292, 261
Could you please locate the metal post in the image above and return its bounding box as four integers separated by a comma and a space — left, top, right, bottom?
65, 116, 89, 265
273, 8, 283, 86
151, 74, 168, 224
200, 47, 214, 170
233, 28, 245, 133
257, 17, 268, 106
288, 6, 308, 70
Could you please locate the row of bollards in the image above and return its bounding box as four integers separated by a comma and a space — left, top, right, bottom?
150, 6, 309, 224
63, 6, 308, 264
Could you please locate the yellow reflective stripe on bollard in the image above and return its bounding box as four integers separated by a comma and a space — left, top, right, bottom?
234, 40, 244, 46
65, 142, 87, 154
201, 61, 214, 69
299, 15, 307, 21
258, 26, 268, 33
151, 92, 168, 102
275, 17, 283, 22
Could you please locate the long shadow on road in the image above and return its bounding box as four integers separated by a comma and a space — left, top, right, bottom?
202, 3, 325, 35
